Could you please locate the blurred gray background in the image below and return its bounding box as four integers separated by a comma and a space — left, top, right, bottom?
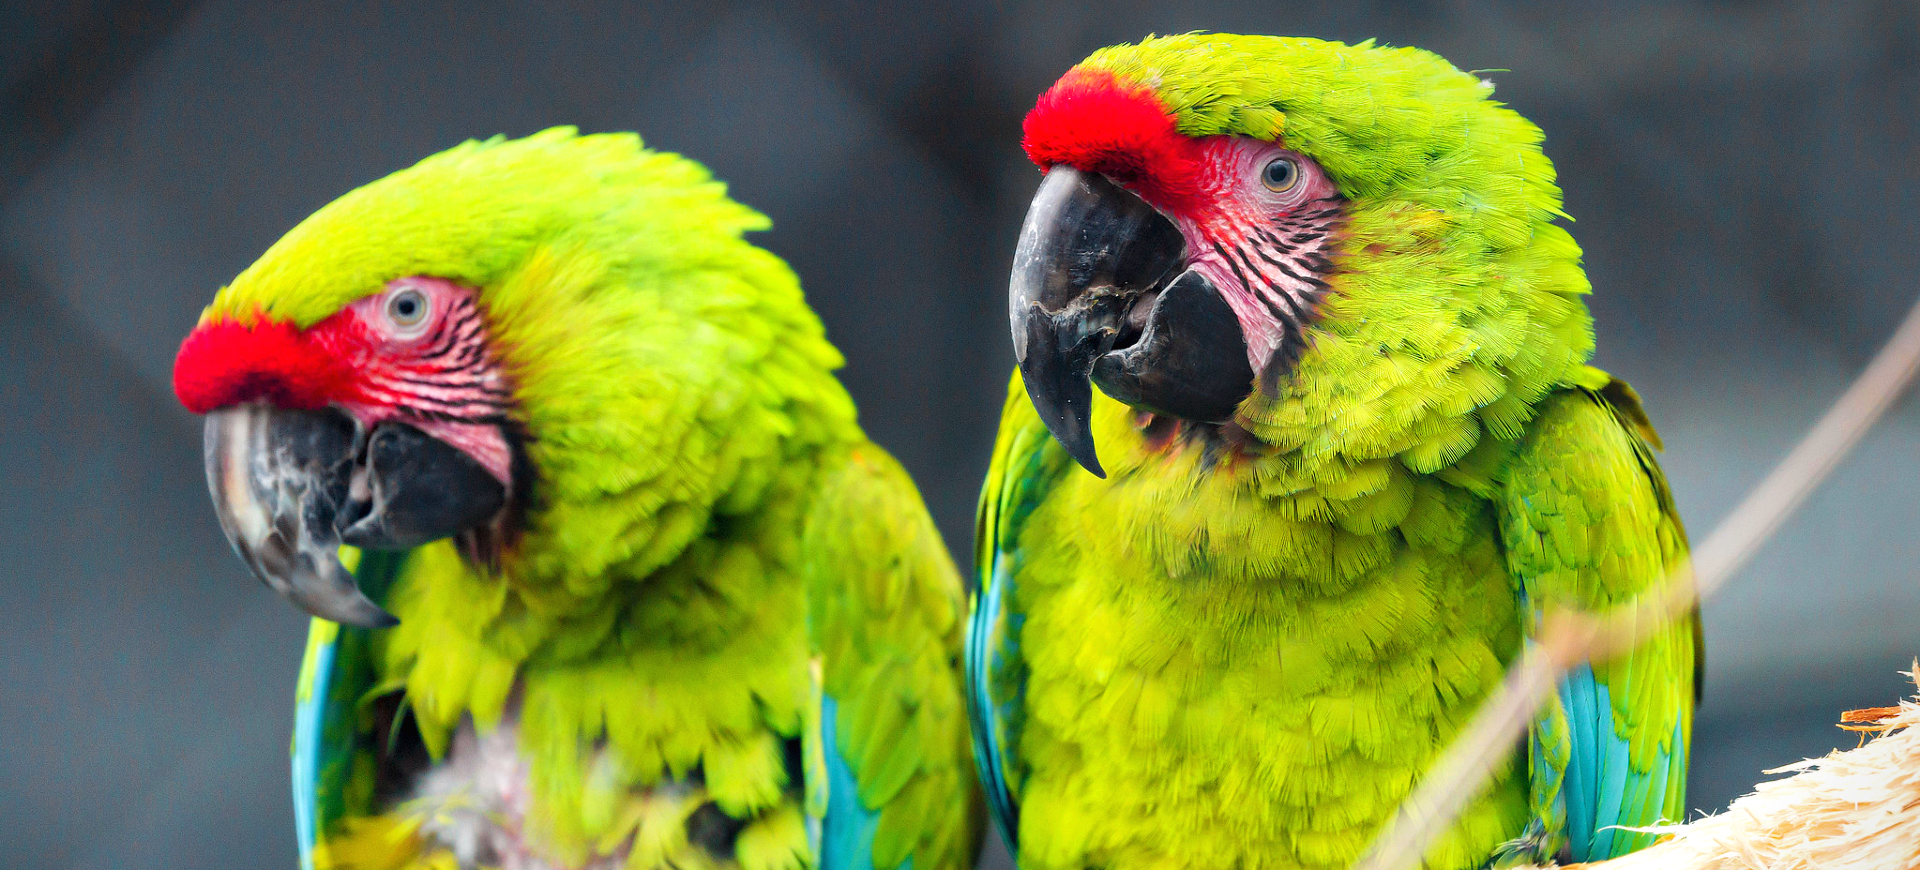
3, 1, 1917, 868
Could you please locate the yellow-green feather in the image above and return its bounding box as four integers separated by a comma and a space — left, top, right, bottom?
1500, 375, 1694, 860
804, 447, 983, 870
970, 35, 1693, 870
985, 379, 1529, 870
233, 129, 975, 869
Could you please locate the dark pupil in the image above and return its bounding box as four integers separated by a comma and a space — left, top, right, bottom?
395, 297, 419, 318
1266, 160, 1294, 186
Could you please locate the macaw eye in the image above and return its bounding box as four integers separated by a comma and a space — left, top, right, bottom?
385, 287, 430, 333
1261, 157, 1300, 193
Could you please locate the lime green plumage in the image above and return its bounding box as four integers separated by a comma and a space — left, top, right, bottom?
1503, 371, 1695, 860
806, 449, 987, 870
213, 129, 977, 870
971, 35, 1694, 870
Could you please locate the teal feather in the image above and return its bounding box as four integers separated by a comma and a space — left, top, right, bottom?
820, 693, 913, 870
1543, 647, 1690, 861
965, 554, 1021, 854
966, 405, 1071, 859
292, 633, 333, 870
292, 549, 407, 870
1557, 667, 1603, 857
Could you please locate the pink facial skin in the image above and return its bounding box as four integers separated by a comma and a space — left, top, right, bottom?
327, 278, 517, 487
1158, 137, 1344, 378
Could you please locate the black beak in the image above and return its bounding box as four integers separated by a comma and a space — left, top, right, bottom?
203, 405, 505, 628
1009, 167, 1254, 477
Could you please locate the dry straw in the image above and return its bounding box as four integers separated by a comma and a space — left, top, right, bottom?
1555, 672, 1920, 870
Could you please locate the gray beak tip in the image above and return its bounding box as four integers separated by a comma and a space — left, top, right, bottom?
1009, 166, 1186, 480
280, 557, 400, 628
1059, 427, 1107, 479
205, 406, 402, 630
205, 404, 505, 630
1015, 318, 1108, 479
320, 599, 401, 629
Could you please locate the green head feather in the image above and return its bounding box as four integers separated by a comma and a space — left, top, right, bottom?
210, 127, 859, 599
1072, 35, 1596, 488
216, 130, 979, 870
224, 130, 879, 862
209, 127, 771, 327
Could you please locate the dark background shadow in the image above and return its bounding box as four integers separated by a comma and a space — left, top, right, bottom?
3, 2, 1917, 868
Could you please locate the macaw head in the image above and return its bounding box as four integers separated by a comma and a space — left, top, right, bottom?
1009, 35, 1595, 477
173, 128, 846, 626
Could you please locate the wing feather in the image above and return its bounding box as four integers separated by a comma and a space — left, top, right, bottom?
804, 445, 980, 870
965, 373, 1074, 859
292, 548, 408, 870
1503, 370, 1696, 862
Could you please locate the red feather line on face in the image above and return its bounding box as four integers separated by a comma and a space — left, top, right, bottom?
172, 281, 520, 487
1021, 67, 1208, 212
173, 315, 363, 413
172, 284, 510, 419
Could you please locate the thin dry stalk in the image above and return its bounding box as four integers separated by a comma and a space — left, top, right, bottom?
1355, 295, 1920, 870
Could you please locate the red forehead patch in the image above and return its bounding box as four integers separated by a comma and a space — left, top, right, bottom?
1021, 67, 1206, 210
173, 315, 360, 414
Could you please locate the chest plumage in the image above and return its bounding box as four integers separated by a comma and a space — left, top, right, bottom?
974, 32, 1693, 870
1004, 402, 1527, 870
170, 130, 980, 870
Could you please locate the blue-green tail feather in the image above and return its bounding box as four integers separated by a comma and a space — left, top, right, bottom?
820, 693, 913, 870
292, 549, 407, 870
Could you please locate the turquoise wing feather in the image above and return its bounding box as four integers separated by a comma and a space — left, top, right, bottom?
1553, 665, 1689, 859
819, 692, 890, 870
1502, 374, 1696, 862
291, 548, 406, 870
965, 375, 1074, 859
291, 621, 335, 870
804, 445, 981, 870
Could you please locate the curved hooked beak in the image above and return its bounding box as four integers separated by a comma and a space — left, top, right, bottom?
1009, 167, 1254, 477
203, 405, 505, 628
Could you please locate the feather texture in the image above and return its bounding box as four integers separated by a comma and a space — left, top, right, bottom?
969, 34, 1695, 870
218, 130, 977, 870
1505, 379, 1696, 863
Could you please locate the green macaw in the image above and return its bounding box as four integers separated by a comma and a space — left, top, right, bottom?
969, 35, 1697, 870
171, 129, 980, 870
